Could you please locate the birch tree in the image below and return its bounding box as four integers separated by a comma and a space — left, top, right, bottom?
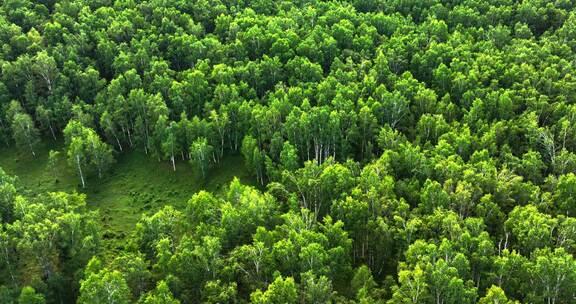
78, 268, 131, 304
11, 112, 40, 157
64, 121, 115, 187
87, 133, 115, 179
190, 137, 213, 180
33, 51, 59, 95
47, 150, 59, 180
160, 120, 181, 171
68, 137, 87, 188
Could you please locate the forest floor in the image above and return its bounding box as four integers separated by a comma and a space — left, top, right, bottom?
0, 139, 256, 256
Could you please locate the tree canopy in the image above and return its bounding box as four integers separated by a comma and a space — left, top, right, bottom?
1, 0, 576, 303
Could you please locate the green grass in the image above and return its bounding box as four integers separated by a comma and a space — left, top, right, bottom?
0, 140, 256, 256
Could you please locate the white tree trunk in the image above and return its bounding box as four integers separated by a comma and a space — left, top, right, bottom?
76, 155, 85, 188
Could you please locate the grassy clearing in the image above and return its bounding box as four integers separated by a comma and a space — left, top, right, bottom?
0, 140, 256, 255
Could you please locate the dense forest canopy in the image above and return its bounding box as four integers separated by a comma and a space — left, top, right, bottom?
1, 0, 576, 303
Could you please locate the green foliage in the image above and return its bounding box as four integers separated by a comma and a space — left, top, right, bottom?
506, 205, 556, 254
78, 267, 131, 304
242, 135, 265, 185
0, 178, 100, 303
18, 287, 45, 304
250, 276, 298, 304
351, 265, 377, 300
139, 281, 180, 304
279, 141, 299, 172
1, 0, 576, 303
11, 112, 40, 156
64, 120, 115, 187
301, 271, 334, 304
189, 137, 214, 180
478, 285, 517, 304
46, 149, 59, 179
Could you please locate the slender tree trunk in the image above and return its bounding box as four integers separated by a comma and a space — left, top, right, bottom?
26, 136, 35, 157
171, 154, 176, 171
144, 117, 150, 155
28, 144, 36, 157
1, 244, 16, 286
113, 133, 123, 152
21, 122, 36, 156
76, 155, 85, 188
126, 127, 134, 147
48, 122, 57, 140
220, 136, 224, 161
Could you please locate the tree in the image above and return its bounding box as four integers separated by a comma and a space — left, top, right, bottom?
201, 280, 237, 304
78, 268, 131, 304
140, 281, 180, 304
419, 179, 450, 214
280, 141, 299, 171
190, 137, 213, 180
128, 89, 168, 155
64, 120, 115, 187
301, 271, 334, 304
525, 248, 576, 304
11, 112, 40, 156
250, 276, 298, 304
376, 87, 410, 130
68, 137, 87, 188
242, 135, 265, 185
32, 51, 58, 95
286, 57, 323, 85
0, 169, 17, 223
394, 239, 477, 304
351, 265, 377, 301
1, 190, 100, 302
389, 266, 429, 304
478, 286, 517, 304
100, 110, 123, 152
47, 150, 59, 179
553, 173, 576, 216
110, 252, 152, 299
1, 1, 576, 303
505, 205, 556, 254
134, 205, 183, 261
35, 104, 57, 140
357, 106, 377, 160
427, 259, 476, 304
87, 132, 115, 179
160, 119, 181, 171
18, 287, 45, 304
209, 110, 229, 162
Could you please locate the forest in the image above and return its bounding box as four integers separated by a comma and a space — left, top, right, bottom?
1, 0, 576, 303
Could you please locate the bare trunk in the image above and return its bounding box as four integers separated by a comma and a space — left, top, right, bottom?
27, 138, 36, 157
220, 136, 225, 160
114, 133, 123, 152
76, 155, 85, 188
48, 122, 57, 140
126, 127, 134, 147
1, 245, 16, 286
